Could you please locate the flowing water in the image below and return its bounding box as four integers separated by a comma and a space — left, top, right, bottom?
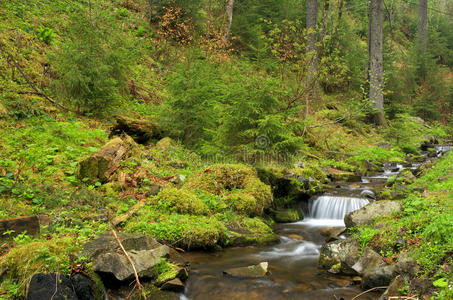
179, 193, 374, 300
179, 156, 439, 300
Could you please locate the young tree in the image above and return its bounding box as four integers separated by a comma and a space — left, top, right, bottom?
368, 0, 386, 126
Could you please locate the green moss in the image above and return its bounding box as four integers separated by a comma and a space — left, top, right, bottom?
156, 137, 177, 151
154, 260, 180, 286
125, 208, 227, 249
156, 187, 209, 215
185, 164, 273, 216
84, 265, 105, 300
0, 236, 81, 297
274, 209, 300, 223
228, 190, 257, 216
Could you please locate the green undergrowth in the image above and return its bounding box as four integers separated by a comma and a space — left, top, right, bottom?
0, 235, 83, 297
354, 151, 453, 297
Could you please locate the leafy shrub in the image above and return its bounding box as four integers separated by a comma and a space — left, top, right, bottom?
37, 27, 56, 45
3, 95, 44, 119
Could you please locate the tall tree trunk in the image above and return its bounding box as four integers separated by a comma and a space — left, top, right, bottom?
305, 0, 318, 118
369, 0, 386, 126
224, 0, 235, 42
418, 0, 427, 52
306, 0, 318, 81
418, 0, 428, 78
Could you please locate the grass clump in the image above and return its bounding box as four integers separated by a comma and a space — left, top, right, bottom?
156, 187, 209, 215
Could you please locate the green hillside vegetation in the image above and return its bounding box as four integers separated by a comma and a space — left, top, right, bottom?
0, 0, 452, 299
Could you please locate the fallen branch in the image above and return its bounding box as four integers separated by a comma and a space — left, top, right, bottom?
351, 286, 388, 300
111, 230, 147, 300
112, 201, 145, 227
0, 43, 72, 112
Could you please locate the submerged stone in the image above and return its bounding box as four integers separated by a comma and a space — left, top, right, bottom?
223, 262, 269, 278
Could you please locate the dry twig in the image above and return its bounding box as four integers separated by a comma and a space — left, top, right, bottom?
111, 230, 147, 300
351, 286, 388, 300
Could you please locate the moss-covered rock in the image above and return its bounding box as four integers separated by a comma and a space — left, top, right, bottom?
156, 188, 209, 215
274, 209, 301, 223
185, 164, 273, 216
228, 190, 257, 216
156, 137, 177, 151
226, 217, 279, 246
76, 135, 136, 184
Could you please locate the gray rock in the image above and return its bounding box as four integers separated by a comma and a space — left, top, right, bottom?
146, 183, 162, 196
170, 174, 186, 185
361, 265, 397, 289
396, 252, 420, 281
379, 275, 406, 300
344, 200, 403, 228
397, 169, 416, 183
161, 278, 185, 293
352, 248, 386, 274
318, 238, 361, 275
224, 262, 269, 278
82, 232, 169, 282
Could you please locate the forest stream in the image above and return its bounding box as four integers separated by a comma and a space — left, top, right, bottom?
177, 145, 451, 300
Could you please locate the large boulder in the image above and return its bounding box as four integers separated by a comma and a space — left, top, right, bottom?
76, 135, 136, 184
223, 262, 269, 278
82, 232, 169, 282
318, 238, 361, 275
344, 200, 403, 228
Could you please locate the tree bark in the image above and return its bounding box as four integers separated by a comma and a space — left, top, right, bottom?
418, 0, 428, 52
305, 0, 319, 118
224, 0, 235, 42
306, 0, 318, 83
368, 0, 386, 126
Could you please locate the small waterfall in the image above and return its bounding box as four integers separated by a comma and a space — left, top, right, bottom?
308, 195, 369, 220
